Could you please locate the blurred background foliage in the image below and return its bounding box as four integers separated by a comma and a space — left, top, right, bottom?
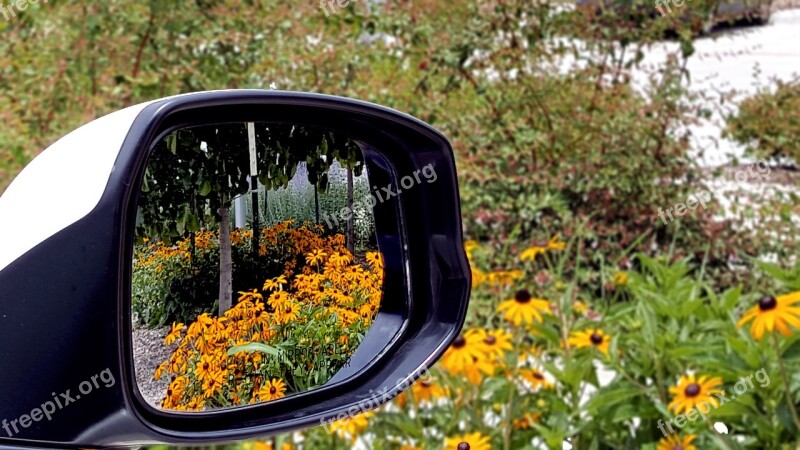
2, 0, 799, 448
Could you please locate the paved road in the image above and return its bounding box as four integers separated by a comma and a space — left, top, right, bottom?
636, 8, 800, 166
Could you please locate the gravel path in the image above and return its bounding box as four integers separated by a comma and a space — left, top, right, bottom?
132, 322, 176, 408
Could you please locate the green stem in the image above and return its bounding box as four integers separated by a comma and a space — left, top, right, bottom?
772, 331, 800, 431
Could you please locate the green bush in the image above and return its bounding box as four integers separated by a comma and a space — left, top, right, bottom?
726, 80, 800, 165
132, 222, 340, 328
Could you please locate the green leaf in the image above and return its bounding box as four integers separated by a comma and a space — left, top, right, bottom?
227, 342, 280, 357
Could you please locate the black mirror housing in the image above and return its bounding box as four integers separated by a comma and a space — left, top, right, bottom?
0, 91, 470, 447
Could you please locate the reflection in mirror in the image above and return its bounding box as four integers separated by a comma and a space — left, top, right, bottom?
131, 122, 383, 411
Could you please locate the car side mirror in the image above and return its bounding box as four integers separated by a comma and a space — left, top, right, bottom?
0, 90, 470, 447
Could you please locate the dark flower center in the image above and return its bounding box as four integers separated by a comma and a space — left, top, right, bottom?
515, 289, 532, 303
590, 333, 603, 345
167, 389, 173, 397
285, 307, 292, 313
452, 335, 466, 348
203, 363, 210, 370
684, 383, 701, 397
457, 443, 470, 450
533, 372, 545, 380
758, 295, 777, 311
484, 335, 497, 345
270, 387, 277, 394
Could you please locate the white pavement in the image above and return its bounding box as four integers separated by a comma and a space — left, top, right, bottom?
635, 8, 800, 166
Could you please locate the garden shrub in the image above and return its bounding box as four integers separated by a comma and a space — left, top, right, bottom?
154, 247, 384, 410
726, 80, 800, 165
297, 236, 800, 449
132, 220, 350, 327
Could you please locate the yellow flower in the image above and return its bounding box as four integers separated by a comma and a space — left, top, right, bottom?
329, 251, 353, 267
445, 432, 491, 450
329, 412, 371, 443
441, 332, 488, 374
201, 370, 224, 399
164, 322, 185, 345
366, 251, 384, 269
520, 234, 565, 261
263, 275, 288, 292
268, 290, 291, 311
519, 368, 554, 390
410, 378, 449, 404
258, 378, 287, 402
566, 329, 610, 356
737, 292, 800, 341
572, 300, 588, 315
612, 271, 629, 287
497, 289, 550, 326
513, 412, 542, 430
472, 268, 487, 288
657, 434, 697, 450
305, 249, 327, 266
668, 374, 723, 415
194, 354, 215, 381
154, 361, 168, 381
466, 328, 512, 360
274, 302, 300, 325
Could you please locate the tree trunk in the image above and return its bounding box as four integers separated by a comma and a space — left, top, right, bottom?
218, 202, 233, 316
347, 167, 355, 254
314, 184, 320, 225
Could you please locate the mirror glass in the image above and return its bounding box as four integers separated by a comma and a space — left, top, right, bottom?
131, 122, 384, 412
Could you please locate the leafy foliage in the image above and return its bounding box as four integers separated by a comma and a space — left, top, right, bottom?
725, 80, 800, 165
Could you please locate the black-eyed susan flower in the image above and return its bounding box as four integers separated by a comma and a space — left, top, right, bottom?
566, 329, 611, 356
520, 234, 565, 261
519, 368, 554, 390
468, 328, 513, 360
329, 412, 372, 443
472, 269, 487, 289
445, 432, 492, 450
497, 289, 551, 326
411, 378, 449, 404
441, 333, 489, 374
194, 354, 215, 381
153, 357, 169, 379
262, 275, 287, 292
464, 357, 497, 385
737, 292, 800, 341
668, 374, 723, 415
268, 291, 291, 311
305, 249, 327, 266
274, 303, 300, 325
513, 412, 542, 430
164, 322, 185, 345
366, 251, 383, 269
258, 378, 287, 402
201, 370, 224, 399
657, 433, 697, 450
